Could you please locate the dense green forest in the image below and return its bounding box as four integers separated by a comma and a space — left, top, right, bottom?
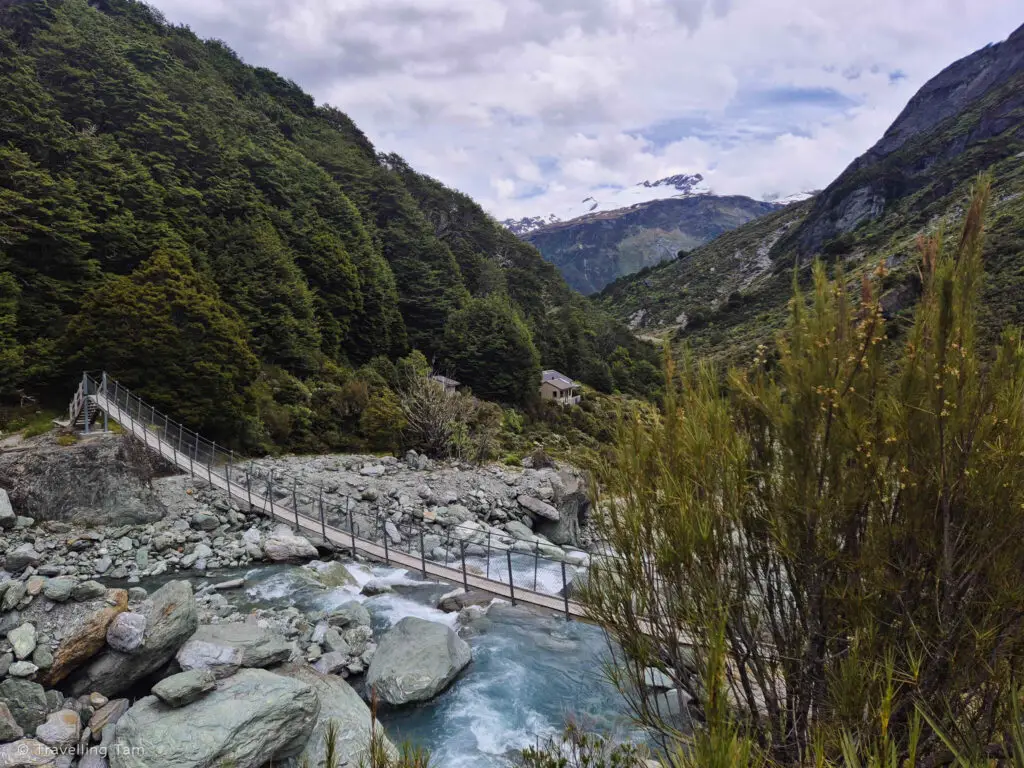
0, 0, 660, 451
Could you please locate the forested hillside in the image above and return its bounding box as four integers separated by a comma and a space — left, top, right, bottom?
0, 0, 659, 449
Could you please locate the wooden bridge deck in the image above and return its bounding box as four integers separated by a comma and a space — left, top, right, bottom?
87, 385, 590, 620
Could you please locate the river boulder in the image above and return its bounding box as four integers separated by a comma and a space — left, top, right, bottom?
276, 664, 396, 767
182, 623, 292, 669
109, 669, 319, 768
366, 617, 471, 705
69, 581, 197, 696
262, 526, 318, 562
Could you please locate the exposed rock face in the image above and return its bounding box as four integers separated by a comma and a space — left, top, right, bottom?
366, 617, 471, 705
110, 669, 320, 768
69, 581, 197, 696
0, 433, 169, 525
795, 22, 1024, 254
276, 664, 395, 767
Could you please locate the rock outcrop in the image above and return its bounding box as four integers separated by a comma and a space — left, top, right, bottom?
0, 433, 169, 526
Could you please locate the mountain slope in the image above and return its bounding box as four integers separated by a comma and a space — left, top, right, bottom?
522, 194, 781, 294
598, 22, 1024, 365
0, 0, 659, 447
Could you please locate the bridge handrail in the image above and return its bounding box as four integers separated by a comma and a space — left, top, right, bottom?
71, 372, 600, 619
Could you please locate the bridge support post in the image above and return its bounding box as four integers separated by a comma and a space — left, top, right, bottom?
347, 499, 356, 559
485, 533, 491, 580
507, 550, 516, 606
460, 542, 468, 594
101, 373, 108, 432
382, 520, 390, 564
561, 562, 570, 621
292, 481, 299, 532
246, 467, 253, 511
267, 474, 275, 520
533, 550, 539, 592
419, 529, 427, 577
82, 374, 90, 435
319, 488, 326, 543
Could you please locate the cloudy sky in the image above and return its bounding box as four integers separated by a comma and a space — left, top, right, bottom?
149, 0, 1020, 220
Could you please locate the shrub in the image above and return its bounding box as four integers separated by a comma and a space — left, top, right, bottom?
583, 178, 1024, 765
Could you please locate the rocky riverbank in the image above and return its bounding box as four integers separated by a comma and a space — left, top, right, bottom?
0, 432, 599, 767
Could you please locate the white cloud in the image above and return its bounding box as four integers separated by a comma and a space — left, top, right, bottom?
149, 0, 1021, 219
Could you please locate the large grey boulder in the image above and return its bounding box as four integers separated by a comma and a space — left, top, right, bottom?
0, 702, 24, 741
366, 617, 471, 705
109, 669, 319, 768
183, 623, 292, 669
175, 639, 242, 679
277, 664, 396, 768
41, 579, 74, 603
262, 527, 318, 562
5, 544, 41, 573
301, 561, 356, 589
69, 581, 197, 697
1, 582, 26, 612
517, 495, 560, 521
7, 624, 36, 660
320, 601, 371, 630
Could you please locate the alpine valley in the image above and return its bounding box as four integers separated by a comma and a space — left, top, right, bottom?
503, 174, 806, 294
598, 21, 1024, 365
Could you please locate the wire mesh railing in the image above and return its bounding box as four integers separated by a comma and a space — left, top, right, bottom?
71, 372, 588, 619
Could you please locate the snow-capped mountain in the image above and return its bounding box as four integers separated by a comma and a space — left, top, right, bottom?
762, 190, 817, 205
501, 175, 817, 236
502, 173, 710, 235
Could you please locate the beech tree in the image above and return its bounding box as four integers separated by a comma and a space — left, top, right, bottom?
66, 246, 260, 444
